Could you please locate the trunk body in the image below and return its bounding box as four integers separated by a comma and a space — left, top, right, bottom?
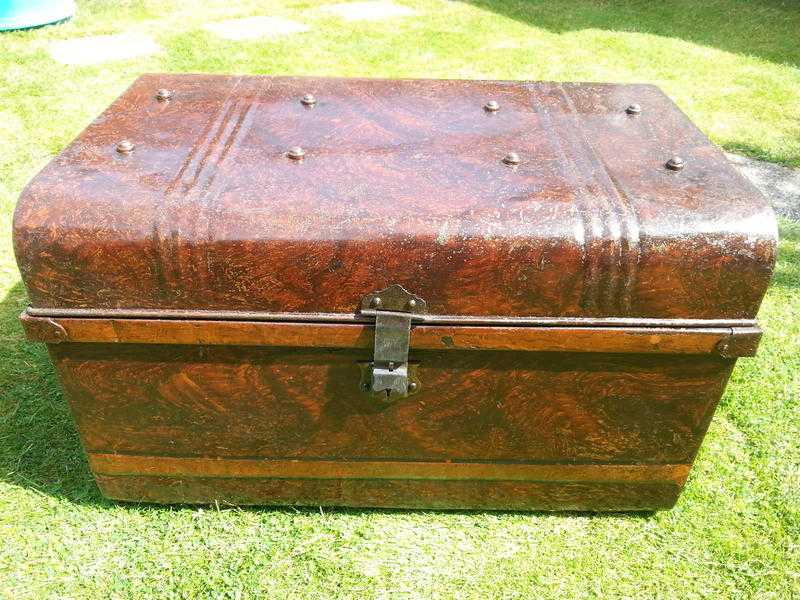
14, 75, 777, 510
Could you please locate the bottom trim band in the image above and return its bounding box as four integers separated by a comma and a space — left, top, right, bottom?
89, 454, 690, 485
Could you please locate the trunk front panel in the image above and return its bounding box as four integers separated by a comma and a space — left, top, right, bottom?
50, 342, 733, 509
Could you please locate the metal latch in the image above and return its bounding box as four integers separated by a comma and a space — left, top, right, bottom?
359, 284, 427, 401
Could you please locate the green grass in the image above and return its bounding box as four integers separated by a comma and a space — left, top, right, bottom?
0, 1, 799, 597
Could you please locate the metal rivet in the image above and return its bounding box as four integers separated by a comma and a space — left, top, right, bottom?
484, 100, 500, 112
408, 382, 418, 393
665, 156, 685, 171
372, 297, 382, 308
407, 299, 417, 309
625, 103, 641, 115
155, 88, 172, 102
287, 146, 305, 160
301, 93, 317, 106
116, 140, 134, 154
502, 152, 521, 165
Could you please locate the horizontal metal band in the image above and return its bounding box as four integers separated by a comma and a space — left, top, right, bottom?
89, 454, 690, 485
25, 306, 757, 329
19, 312, 762, 356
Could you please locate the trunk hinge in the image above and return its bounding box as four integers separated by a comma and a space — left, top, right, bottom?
716, 326, 762, 358
19, 312, 68, 344
359, 285, 426, 401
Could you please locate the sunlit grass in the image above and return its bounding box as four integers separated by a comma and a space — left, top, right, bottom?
0, 1, 798, 597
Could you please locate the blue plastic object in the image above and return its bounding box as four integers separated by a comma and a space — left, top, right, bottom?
0, 0, 75, 31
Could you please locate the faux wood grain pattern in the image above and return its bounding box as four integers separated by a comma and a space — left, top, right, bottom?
13, 75, 773, 510
50, 343, 733, 465
89, 454, 690, 484
95, 475, 682, 510
20, 313, 757, 355
13, 75, 777, 319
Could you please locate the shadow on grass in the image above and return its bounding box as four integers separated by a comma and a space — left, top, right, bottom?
460, 0, 800, 69
0, 281, 104, 504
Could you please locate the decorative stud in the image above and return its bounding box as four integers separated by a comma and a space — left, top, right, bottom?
155, 88, 172, 102
407, 299, 417, 309
625, 103, 641, 115
484, 100, 500, 112
502, 152, 521, 166
287, 146, 306, 160
372, 297, 382, 308
665, 156, 685, 171
116, 140, 135, 154
301, 93, 317, 106
408, 382, 418, 393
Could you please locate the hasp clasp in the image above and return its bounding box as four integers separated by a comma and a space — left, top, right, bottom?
359, 285, 426, 400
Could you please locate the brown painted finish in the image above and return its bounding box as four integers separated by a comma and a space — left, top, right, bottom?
13, 75, 777, 319
50, 343, 732, 465
20, 312, 760, 356
89, 454, 689, 485
13, 75, 777, 510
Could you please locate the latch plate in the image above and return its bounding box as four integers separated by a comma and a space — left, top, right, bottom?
359, 285, 426, 400
358, 362, 421, 403
360, 284, 427, 315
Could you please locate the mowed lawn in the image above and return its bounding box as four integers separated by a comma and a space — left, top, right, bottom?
1, 1, 798, 598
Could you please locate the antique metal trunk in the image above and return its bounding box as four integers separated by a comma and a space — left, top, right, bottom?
13, 74, 777, 510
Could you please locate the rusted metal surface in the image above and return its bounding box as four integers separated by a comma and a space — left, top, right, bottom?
13, 74, 777, 319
